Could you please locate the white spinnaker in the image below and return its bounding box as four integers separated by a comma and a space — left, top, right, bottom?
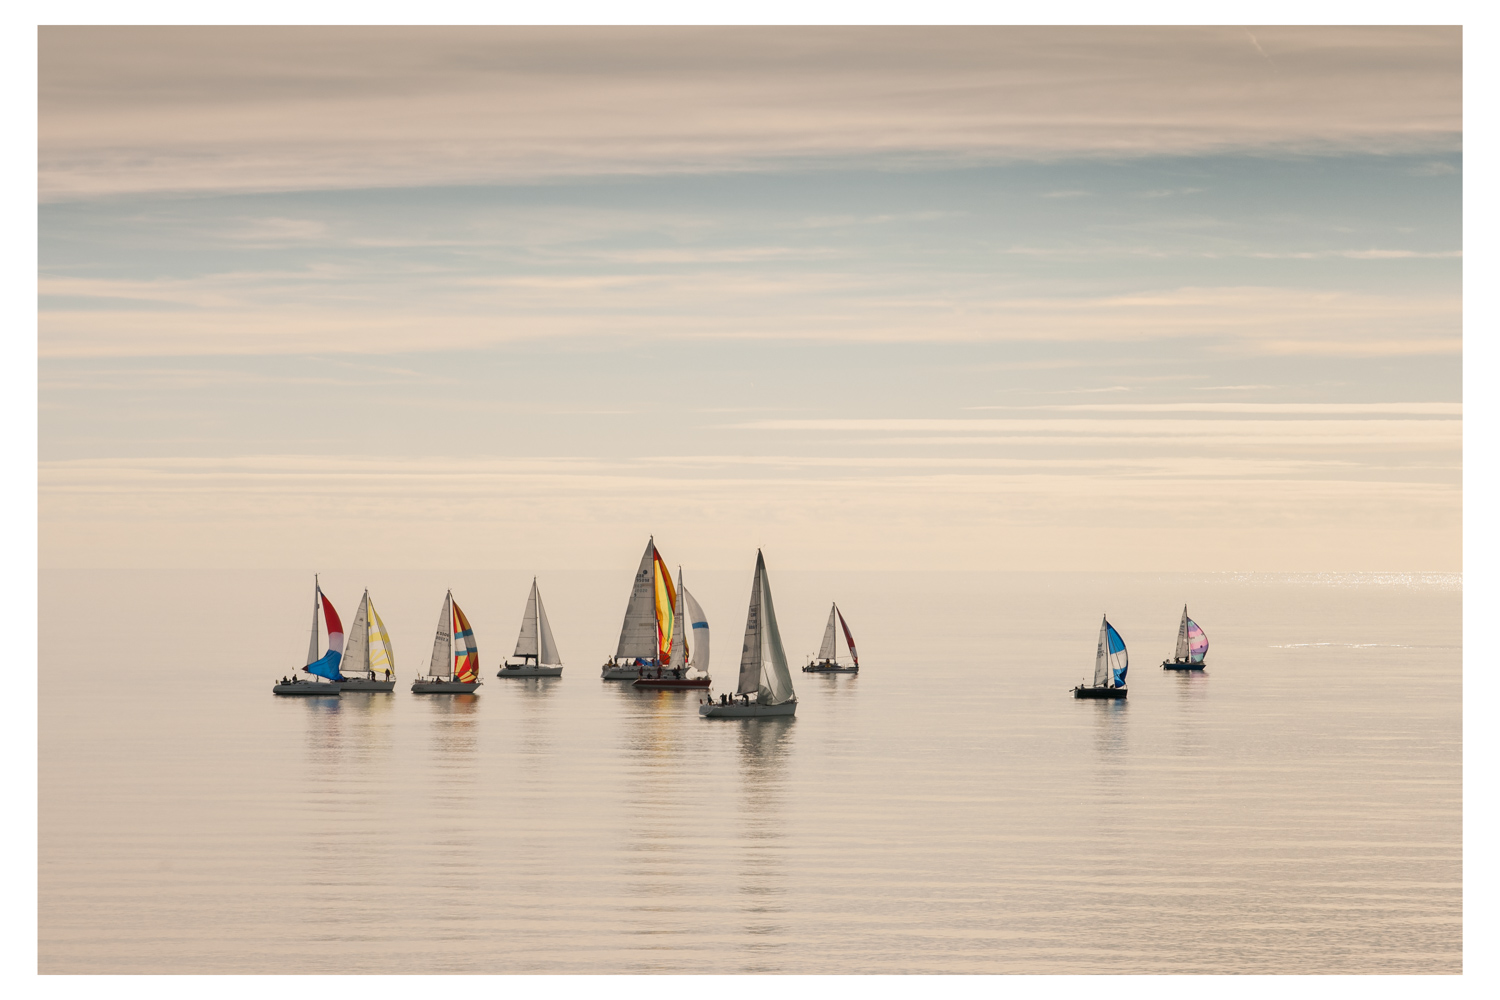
515, 579, 540, 658
756, 553, 796, 705
306, 579, 321, 666
615, 539, 660, 660
737, 558, 764, 696
429, 592, 454, 678
1093, 616, 1110, 687
368, 597, 395, 676
818, 604, 838, 660
1174, 605, 1190, 661
683, 584, 709, 674
670, 569, 687, 669
536, 585, 561, 664
344, 591, 371, 674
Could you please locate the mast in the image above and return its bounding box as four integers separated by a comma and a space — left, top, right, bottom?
306, 575, 322, 666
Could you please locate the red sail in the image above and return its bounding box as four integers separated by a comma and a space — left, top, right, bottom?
837, 608, 859, 668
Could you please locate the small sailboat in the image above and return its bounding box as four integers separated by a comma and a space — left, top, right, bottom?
273, 575, 344, 695
498, 578, 564, 677
635, 568, 711, 689
1073, 614, 1128, 699
1162, 605, 1209, 670
412, 590, 482, 694
338, 589, 398, 691
701, 550, 797, 718
601, 536, 676, 680
803, 602, 859, 673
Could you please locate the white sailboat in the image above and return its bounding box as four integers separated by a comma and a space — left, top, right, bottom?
803, 602, 860, 673
412, 590, 483, 694
1162, 605, 1209, 670
601, 536, 674, 679
634, 568, 711, 689
1073, 614, 1129, 699
701, 550, 797, 718
273, 574, 344, 695
498, 578, 564, 677
338, 589, 398, 691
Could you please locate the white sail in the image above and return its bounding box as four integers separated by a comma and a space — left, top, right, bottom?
368, 597, 395, 677
670, 569, 688, 670
615, 538, 660, 660
756, 553, 796, 705
683, 584, 709, 674
429, 592, 454, 678
514, 579, 540, 658
1174, 605, 1190, 661
305, 578, 321, 666
1093, 616, 1110, 687
737, 559, 764, 696
818, 604, 838, 660
344, 591, 371, 674
536, 584, 561, 665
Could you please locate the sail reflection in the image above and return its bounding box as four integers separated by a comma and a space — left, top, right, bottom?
736, 717, 795, 969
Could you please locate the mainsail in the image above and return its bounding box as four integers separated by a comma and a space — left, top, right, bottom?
818, 605, 838, 661
304, 578, 345, 681
615, 539, 661, 661
1174, 605, 1190, 661
429, 592, 453, 678
737, 550, 796, 706
344, 591, 371, 674
683, 582, 709, 674
453, 600, 479, 682
1093, 616, 1128, 688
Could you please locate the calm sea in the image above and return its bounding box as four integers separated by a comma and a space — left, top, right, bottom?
39, 568, 1460, 973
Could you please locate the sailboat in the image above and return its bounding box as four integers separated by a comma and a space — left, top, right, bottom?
635, 568, 711, 689
701, 550, 797, 718
1073, 614, 1129, 699
1162, 605, 1209, 670
273, 575, 344, 695
411, 590, 483, 693
803, 602, 859, 673
601, 536, 676, 680
338, 589, 398, 691
498, 578, 564, 677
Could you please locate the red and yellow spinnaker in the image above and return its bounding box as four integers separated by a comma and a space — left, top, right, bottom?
653, 549, 677, 663
452, 600, 479, 683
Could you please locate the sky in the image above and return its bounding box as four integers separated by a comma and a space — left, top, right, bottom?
37, 26, 1462, 572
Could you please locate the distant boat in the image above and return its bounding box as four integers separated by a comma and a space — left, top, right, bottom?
601, 536, 676, 680
339, 589, 397, 691
412, 590, 482, 693
701, 550, 797, 718
273, 575, 344, 695
635, 567, 711, 689
1162, 605, 1209, 670
498, 578, 564, 677
1073, 615, 1128, 699
803, 602, 859, 673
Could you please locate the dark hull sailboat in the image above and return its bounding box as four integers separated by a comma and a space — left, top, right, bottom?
1073, 615, 1129, 700
1073, 684, 1128, 699
1161, 660, 1205, 671
1161, 605, 1209, 670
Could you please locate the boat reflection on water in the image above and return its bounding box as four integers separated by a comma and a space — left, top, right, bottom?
735, 715, 796, 969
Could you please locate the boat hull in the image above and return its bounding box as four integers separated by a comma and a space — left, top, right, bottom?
601, 665, 643, 680
339, 678, 396, 691
699, 700, 797, 718
1073, 685, 1127, 699
633, 676, 711, 689
803, 665, 858, 673
497, 665, 564, 677
273, 681, 341, 696
1162, 660, 1206, 671
411, 681, 481, 694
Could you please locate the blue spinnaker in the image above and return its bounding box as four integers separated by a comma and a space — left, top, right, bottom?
305, 649, 345, 682
1106, 623, 1128, 686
